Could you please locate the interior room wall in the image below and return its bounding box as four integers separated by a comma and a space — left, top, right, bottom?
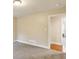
16, 7, 66, 48
13, 17, 17, 42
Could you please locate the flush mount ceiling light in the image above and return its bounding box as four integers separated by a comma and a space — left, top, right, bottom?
13, 0, 22, 6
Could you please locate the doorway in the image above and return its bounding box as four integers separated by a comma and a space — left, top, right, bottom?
48, 14, 66, 52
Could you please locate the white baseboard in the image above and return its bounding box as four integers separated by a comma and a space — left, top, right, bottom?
16, 40, 49, 49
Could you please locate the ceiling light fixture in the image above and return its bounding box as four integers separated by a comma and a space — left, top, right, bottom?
13, 0, 22, 6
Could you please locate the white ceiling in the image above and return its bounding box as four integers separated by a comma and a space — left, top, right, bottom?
13, 0, 66, 17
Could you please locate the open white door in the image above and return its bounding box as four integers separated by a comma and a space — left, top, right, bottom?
48, 14, 66, 52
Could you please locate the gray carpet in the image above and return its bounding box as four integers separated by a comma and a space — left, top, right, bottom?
13, 41, 66, 59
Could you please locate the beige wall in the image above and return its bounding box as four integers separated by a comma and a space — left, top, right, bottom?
13, 17, 17, 42
16, 7, 66, 47
17, 13, 48, 46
